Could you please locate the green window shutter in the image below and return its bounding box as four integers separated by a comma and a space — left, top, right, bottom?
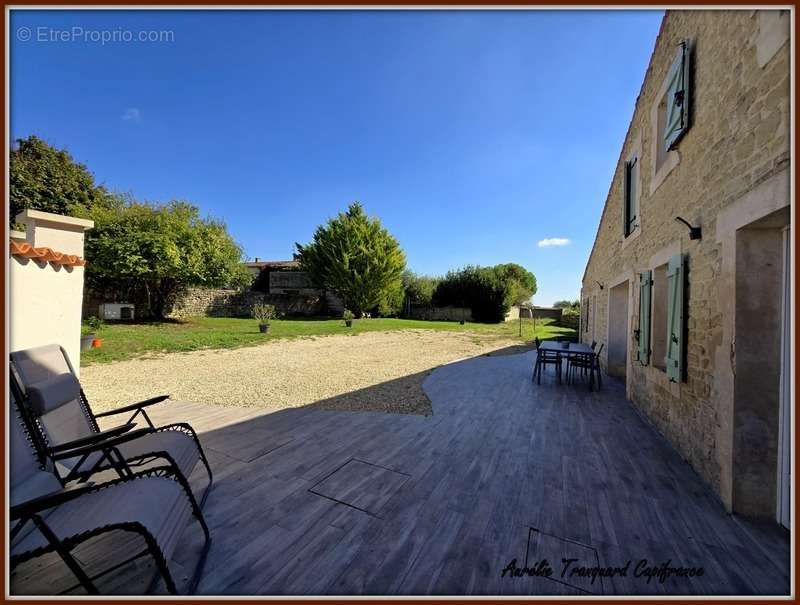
638, 271, 652, 364
665, 254, 685, 382
623, 161, 631, 236
664, 41, 691, 151
623, 159, 639, 237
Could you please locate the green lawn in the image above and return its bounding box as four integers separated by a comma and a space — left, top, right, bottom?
81, 316, 576, 365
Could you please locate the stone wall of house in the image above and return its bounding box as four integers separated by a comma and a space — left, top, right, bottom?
580, 10, 789, 511
407, 304, 473, 322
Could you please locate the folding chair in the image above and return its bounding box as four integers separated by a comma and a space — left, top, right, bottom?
10, 389, 210, 595
11, 344, 213, 507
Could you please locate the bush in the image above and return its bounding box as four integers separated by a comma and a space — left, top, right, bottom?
433, 265, 512, 323
251, 303, 276, 324
402, 271, 439, 307
82, 316, 104, 335
553, 299, 580, 310
86, 200, 247, 319
560, 307, 580, 330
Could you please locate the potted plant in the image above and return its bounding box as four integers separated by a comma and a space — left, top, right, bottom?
81, 316, 104, 350
343, 309, 355, 328
252, 303, 276, 334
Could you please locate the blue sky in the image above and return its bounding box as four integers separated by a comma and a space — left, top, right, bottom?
11, 9, 663, 306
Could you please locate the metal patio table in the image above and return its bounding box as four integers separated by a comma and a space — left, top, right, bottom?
537, 341, 598, 391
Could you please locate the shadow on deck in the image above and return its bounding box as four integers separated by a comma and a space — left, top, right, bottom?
11, 347, 790, 596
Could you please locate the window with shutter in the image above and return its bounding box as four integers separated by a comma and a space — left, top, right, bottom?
638, 271, 652, 364
665, 254, 685, 382
664, 41, 691, 151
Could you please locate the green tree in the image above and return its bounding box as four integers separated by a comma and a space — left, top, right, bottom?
432, 263, 537, 323
295, 202, 407, 317
553, 299, 580, 309
10, 135, 113, 225
86, 200, 248, 319
402, 271, 440, 306
433, 265, 512, 323
494, 263, 537, 306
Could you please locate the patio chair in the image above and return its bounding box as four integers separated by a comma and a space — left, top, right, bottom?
566, 343, 604, 390
10, 344, 213, 507
10, 388, 210, 595
532, 337, 562, 384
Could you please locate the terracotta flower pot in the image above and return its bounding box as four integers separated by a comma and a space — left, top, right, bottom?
92, 338, 103, 348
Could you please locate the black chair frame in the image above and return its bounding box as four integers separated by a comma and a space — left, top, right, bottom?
10, 351, 214, 508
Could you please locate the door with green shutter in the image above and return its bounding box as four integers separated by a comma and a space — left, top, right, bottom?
665, 254, 685, 382
638, 271, 652, 364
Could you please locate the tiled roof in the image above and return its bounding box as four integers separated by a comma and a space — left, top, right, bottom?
10, 239, 86, 267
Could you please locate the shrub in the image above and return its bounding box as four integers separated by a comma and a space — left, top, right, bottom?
252, 303, 276, 324
82, 316, 104, 335
433, 265, 511, 323
402, 271, 439, 307
343, 309, 355, 321
553, 299, 580, 310
560, 307, 580, 330
86, 200, 247, 319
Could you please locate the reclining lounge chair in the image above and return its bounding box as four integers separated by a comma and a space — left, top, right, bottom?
10, 344, 213, 507
10, 389, 210, 595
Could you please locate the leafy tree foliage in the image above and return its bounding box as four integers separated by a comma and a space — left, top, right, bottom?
432, 263, 538, 323
86, 200, 250, 318
402, 271, 440, 306
494, 263, 537, 306
553, 299, 580, 309
10, 136, 113, 225
560, 306, 580, 330
295, 202, 406, 317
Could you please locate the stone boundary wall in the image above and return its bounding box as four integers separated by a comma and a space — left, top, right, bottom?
84, 287, 327, 319
166, 288, 325, 319
507, 306, 563, 322
408, 304, 473, 322
532, 307, 563, 321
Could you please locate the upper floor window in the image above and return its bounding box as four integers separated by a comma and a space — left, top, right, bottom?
651, 39, 692, 193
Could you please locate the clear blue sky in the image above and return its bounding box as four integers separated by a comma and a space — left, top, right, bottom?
11, 9, 663, 306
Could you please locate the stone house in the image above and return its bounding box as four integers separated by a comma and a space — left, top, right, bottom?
580, 10, 790, 527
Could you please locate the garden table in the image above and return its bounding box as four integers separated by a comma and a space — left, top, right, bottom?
537, 341, 598, 391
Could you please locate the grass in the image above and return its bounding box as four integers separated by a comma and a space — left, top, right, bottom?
81, 316, 576, 365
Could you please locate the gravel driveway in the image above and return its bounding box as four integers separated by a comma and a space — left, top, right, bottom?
81, 330, 521, 416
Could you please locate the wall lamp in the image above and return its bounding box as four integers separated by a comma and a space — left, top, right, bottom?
595, 281, 604, 290
675, 216, 702, 240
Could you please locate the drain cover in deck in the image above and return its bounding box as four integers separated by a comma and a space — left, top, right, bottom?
525, 528, 604, 595
309, 458, 410, 517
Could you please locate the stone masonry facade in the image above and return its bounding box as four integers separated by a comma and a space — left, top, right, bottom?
581, 10, 789, 512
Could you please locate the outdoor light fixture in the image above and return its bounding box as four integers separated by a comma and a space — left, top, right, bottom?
595, 281, 604, 290
675, 216, 702, 240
